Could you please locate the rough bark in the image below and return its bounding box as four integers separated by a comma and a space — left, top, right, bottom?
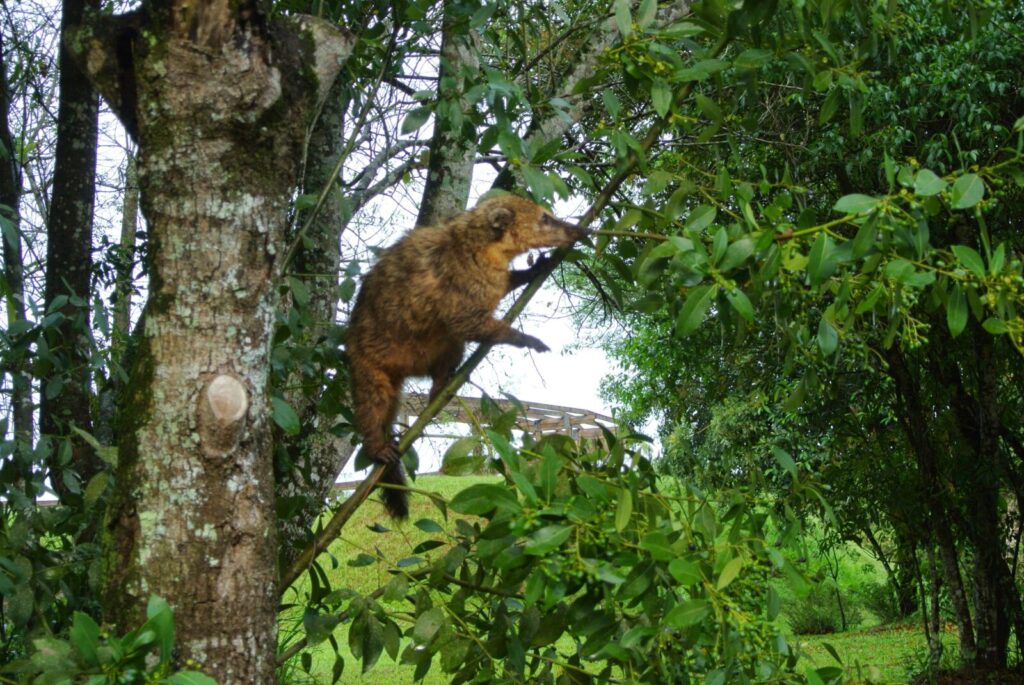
69, 6, 352, 681
0, 29, 32, 449
40, 0, 101, 500
276, 71, 356, 563
415, 0, 480, 226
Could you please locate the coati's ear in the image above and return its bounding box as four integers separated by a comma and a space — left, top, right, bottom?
487, 205, 515, 237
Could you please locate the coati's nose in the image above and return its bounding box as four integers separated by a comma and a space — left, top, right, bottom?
551, 215, 590, 237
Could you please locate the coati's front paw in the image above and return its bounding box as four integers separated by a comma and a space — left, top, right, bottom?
523, 335, 550, 353
373, 443, 402, 465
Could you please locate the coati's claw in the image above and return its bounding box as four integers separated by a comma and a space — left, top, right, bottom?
375, 444, 402, 465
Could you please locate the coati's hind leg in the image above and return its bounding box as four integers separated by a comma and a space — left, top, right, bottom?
350, 360, 409, 519
351, 361, 402, 464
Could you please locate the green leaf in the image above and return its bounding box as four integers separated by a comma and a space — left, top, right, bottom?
524, 524, 573, 555
287, 276, 310, 307
614, 0, 632, 37
982, 318, 1008, 335
947, 284, 968, 337
293, 194, 318, 211
851, 217, 877, 258
772, 446, 797, 477
684, 205, 717, 232
651, 79, 671, 118
442, 436, 482, 475
602, 90, 621, 119
833, 194, 878, 214
339, 277, 356, 303
450, 483, 519, 515
706, 671, 726, 685
951, 245, 986, 278
521, 165, 554, 203
821, 641, 844, 664
807, 234, 837, 285
913, 169, 946, 197
817, 318, 838, 356
614, 489, 633, 532
819, 88, 841, 123
805, 666, 827, 685
637, 0, 657, 28
668, 559, 701, 586
990, 243, 1006, 274
665, 599, 709, 628
711, 226, 728, 265
414, 518, 444, 534
70, 612, 101, 667
719, 238, 755, 272
694, 93, 722, 124
675, 285, 717, 336
767, 586, 781, 620
167, 673, 218, 685
717, 557, 744, 589
725, 288, 754, 322
83, 472, 109, 510
950, 173, 985, 209
400, 106, 432, 135
144, 596, 174, 664
413, 607, 445, 644
734, 48, 771, 70
271, 396, 301, 436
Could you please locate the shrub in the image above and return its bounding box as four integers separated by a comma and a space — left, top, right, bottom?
857, 580, 906, 625
786, 582, 863, 635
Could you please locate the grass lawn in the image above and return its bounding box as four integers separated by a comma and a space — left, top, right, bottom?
801, 626, 960, 684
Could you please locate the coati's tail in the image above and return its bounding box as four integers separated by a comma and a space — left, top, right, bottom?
380, 461, 409, 519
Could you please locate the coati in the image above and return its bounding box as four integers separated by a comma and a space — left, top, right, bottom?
346, 195, 588, 519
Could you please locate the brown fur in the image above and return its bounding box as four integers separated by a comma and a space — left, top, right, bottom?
346, 195, 587, 518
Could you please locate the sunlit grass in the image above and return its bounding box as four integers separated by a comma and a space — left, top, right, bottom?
800, 626, 961, 684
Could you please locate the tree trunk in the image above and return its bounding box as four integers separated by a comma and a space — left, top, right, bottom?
415, 0, 480, 227
70, 7, 352, 681
112, 153, 139, 354
967, 335, 1015, 669
97, 152, 139, 445
275, 70, 356, 563
886, 348, 978, 662
40, 0, 101, 501
925, 545, 944, 674
0, 29, 33, 454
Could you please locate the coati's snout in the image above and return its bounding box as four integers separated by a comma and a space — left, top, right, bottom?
483, 196, 589, 252
539, 212, 589, 244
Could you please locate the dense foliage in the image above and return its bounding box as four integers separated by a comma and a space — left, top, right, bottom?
597, 0, 1024, 674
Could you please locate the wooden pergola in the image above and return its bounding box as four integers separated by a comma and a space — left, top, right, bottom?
401, 393, 616, 442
